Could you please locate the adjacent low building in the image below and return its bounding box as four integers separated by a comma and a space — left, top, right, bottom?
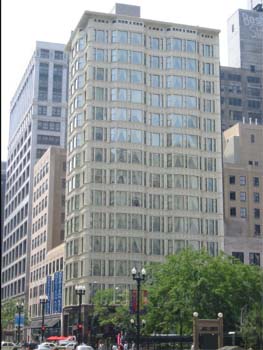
28, 147, 66, 341
223, 122, 263, 266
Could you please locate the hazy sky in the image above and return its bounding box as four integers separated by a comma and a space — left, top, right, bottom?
1, 0, 248, 161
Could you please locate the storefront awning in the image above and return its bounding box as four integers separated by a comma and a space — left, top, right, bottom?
46, 318, 60, 328
30, 320, 42, 329
30, 318, 60, 329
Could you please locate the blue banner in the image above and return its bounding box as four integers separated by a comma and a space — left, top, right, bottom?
53, 272, 59, 313
14, 314, 24, 327
45, 276, 52, 314
57, 271, 63, 313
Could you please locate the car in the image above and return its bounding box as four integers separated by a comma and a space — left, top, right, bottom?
1, 342, 17, 350
76, 345, 94, 350
65, 342, 77, 350
36, 345, 52, 350
40, 344, 56, 349
57, 342, 69, 347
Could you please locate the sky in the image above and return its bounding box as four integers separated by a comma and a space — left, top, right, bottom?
1, 0, 248, 161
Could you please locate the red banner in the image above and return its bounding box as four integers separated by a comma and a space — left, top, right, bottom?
129, 290, 148, 314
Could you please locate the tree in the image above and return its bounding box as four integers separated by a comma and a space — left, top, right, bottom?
92, 288, 131, 334
1, 299, 17, 330
240, 300, 263, 349
1, 299, 30, 338
144, 249, 263, 335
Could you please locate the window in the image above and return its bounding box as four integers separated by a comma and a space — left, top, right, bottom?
255, 224, 261, 236
111, 49, 128, 63
40, 49, 49, 58
37, 135, 60, 145
249, 253, 260, 266
94, 49, 105, 62
131, 51, 143, 65
240, 208, 247, 218
251, 134, 255, 143
253, 177, 259, 187
167, 75, 183, 89
52, 107, 61, 117
254, 208, 260, 219
166, 38, 182, 51
38, 63, 49, 101
230, 207, 236, 216
167, 56, 182, 70
186, 40, 196, 53
112, 30, 128, 44
151, 56, 162, 69
38, 105, 47, 116
229, 176, 235, 185
229, 192, 236, 200
254, 192, 260, 203
229, 98, 242, 106
131, 32, 143, 45
151, 113, 162, 126
52, 65, 63, 102
151, 75, 162, 88
131, 70, 143, 84
232, 252, 244, 263
151, 37, 160, 50
240, 192, 246, 201
95, 30, 106, 43
240, 176, 246, 185
55, 51, 63, 60
93, 127, 104, 141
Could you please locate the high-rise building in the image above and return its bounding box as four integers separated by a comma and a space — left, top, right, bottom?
223, 122, 263, 267
227, 6, 263, 71
221, 4, 263, 130
1, 161, 7, 245
1, 42, 68, 303
28, 147, 66, 340
220, 66, 262, 130
63, 3, 224, 335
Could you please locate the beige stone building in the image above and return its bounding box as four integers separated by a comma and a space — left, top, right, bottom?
223, 122, 263, 266
28, 147, 66, 339
64, 4, 224, 329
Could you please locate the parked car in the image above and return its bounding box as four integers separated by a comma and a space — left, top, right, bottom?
1, 342, 17, 350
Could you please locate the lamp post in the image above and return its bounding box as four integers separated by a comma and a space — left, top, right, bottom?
39, 295, 48, 342
131, 267, 146, 350
75, 285, 86, 344
16, 302, 24, 344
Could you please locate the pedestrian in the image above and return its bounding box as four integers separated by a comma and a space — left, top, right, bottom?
131, 342, 135, 350
98, 341, 105, 350
123, 342, 128, 350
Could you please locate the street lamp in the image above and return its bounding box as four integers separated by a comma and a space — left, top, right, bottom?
39, 295, 48, 342
16, 302, 24, 344
131, 267, 146, 350
75, 285, 86, 344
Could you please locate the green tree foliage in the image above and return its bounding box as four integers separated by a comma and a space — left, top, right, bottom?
1, 299, 17, 329
1, 299, 30, 332
240, 300, 263, 349
92, 288, 131, 331
144, 249, 263, 335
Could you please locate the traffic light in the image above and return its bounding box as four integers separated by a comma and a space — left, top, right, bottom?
77, 324, 83, 330
41, 325, 46, 332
